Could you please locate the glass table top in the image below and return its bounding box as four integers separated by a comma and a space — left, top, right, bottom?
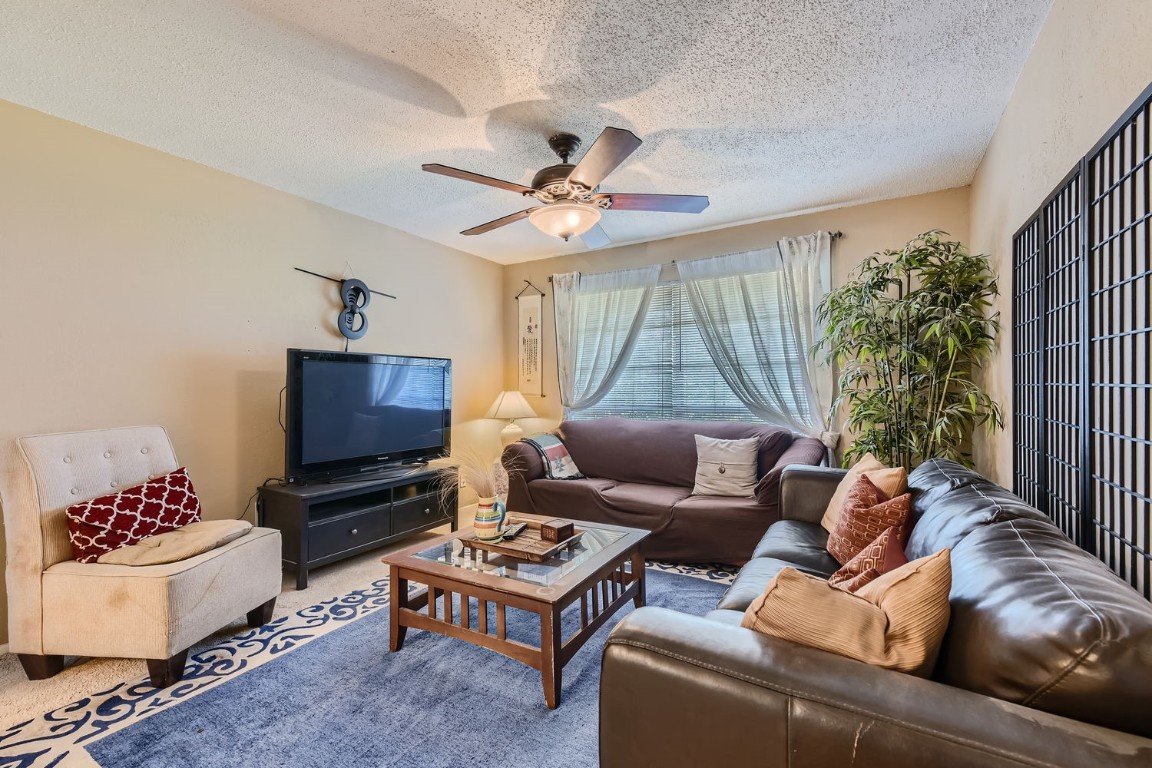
410, 527, 627, 587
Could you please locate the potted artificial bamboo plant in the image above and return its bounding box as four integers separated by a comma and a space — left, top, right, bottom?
815, 230, 1003, 469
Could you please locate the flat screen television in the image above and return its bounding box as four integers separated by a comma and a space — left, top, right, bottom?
285, 349, 452, 483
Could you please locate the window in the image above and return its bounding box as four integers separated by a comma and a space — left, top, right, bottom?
571, 277, 809, 422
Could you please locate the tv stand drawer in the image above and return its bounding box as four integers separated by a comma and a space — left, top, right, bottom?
309, 506, 390, 560
392, 495, 450, 536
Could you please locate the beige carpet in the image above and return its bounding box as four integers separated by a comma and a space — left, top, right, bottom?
0, 526, 452, 732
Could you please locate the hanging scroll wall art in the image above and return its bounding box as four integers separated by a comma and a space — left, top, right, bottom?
516, 281, 545, 397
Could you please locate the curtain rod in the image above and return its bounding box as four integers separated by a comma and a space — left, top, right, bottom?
545, 231, 844, 281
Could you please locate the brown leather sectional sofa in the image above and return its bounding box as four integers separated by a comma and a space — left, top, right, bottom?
501, 417, 826, 564
600, 459, 1152, 767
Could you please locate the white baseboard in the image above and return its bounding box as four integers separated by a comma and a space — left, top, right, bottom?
0, 643, 9, 656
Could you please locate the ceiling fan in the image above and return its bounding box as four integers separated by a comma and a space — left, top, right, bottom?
422, 127, 709, 248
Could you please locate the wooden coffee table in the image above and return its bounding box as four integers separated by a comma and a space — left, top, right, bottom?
383, 513, 649, 708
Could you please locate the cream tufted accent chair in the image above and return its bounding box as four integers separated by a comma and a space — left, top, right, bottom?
2, 426, 282, 687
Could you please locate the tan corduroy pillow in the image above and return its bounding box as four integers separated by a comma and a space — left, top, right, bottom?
741, 548, 952, 676
821, 452, 908, 532
97, 520, 253, 566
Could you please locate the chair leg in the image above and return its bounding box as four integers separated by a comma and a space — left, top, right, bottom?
17, 654, 65, 680
246, 596, 277, 628
146, 649, 188, 688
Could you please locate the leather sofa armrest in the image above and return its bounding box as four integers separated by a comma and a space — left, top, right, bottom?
779, 465, 846, 524
600, 607, 1152, 768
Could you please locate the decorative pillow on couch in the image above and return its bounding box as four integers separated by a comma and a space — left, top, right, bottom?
521, 434, 584, 479
65, 467, 203, 564
821, 452, 908, 532
741, 548, 952, 676
826, 474, 912, 564
828, 526, 909, 592
691, 435, 759, 497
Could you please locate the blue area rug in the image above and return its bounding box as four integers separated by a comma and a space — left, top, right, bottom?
85, 570, 726, 767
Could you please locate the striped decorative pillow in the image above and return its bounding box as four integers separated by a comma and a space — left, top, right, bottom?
741, 548, 952, 676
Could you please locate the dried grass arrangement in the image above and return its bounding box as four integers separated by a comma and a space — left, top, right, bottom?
436, 448, 514, 507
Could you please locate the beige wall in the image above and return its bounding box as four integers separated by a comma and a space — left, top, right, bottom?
970, 0, 1152, 486
0, 99, 505, 645
501, 186, 972, 439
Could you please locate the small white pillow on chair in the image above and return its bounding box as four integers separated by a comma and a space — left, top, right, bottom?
97, 520, 253, 566
691, 435, 759, 497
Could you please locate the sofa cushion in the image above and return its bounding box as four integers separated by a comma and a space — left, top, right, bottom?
691, 435, 758, 497
664, 494, 782, 564
750, 520, 839, 574
97, 520, 253, 566
524, 478, 688, 531
717, 557, 834, 612
907, 458, 985, 510
601, 483, 693, 515
556, 418, 793, 487
741, 549, 952, 676
905, 481, 1048, 560
939, 518, 1152, 738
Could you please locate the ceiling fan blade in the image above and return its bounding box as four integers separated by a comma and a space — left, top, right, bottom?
597, 193, 710, 213
567, 128, 643, 190
460, 208, 535, 236
422, 163, 534, 194
579, 222, 612, 249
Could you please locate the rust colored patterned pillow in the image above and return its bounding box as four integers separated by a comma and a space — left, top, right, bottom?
65, 467, 203, 564
826, 475, 912, 565
829, 526, 910, 592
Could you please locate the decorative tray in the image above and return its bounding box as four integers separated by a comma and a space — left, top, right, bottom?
462, 518, 584, 563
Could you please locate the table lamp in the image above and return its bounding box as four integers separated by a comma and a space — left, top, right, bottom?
486, 391, 537, 446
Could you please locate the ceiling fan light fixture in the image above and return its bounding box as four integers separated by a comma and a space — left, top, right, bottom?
528, 202, 601, 241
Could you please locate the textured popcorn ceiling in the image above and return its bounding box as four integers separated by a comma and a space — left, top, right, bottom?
0, 0, 1052, 264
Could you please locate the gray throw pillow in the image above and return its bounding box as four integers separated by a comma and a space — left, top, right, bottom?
691, 435, 759, 497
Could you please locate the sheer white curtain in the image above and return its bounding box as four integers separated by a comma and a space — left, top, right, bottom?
777, 232, 838, 449
553, 265, 661, 411
677, 232, 838, 450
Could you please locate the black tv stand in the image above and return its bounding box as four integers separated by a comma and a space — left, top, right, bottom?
257, 468, 457, 589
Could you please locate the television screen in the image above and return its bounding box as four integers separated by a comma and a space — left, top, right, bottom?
285, 349, 451, 482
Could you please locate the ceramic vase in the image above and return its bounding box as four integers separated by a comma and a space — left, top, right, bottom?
473, 497, 507, 542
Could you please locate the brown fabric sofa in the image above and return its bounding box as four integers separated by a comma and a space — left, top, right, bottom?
501, 417, 826, 563
599, 459, 1152, 767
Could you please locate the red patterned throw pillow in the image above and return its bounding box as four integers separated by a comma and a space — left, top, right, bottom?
65, 467, 203, 564
829, 526, 910, 592
826, 474, 912, 565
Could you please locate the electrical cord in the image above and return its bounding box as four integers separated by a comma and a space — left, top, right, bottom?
278, 386, 287, 432
240, 476, 286, 522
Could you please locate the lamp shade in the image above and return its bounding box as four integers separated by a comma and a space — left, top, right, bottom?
485, 391, 537, 420
528, 202, 601, 241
